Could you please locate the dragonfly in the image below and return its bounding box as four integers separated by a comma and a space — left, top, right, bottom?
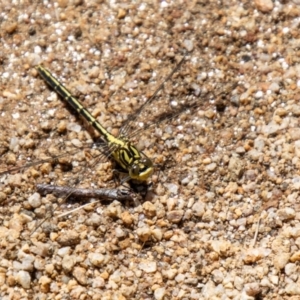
0, 55, 188, 204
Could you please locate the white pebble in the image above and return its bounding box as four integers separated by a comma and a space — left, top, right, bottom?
28, 193, 41, 208
139, 261, 157, 273
17, 270, 31, 289
183, 39, 194, 51
165, 183, 178, 194
254, 90, 263, 99
192, 201, 205, 217
57, 247, 71, 257
88, 253, 105, 267
67, 123, 82, 133
154, 287, 166, 300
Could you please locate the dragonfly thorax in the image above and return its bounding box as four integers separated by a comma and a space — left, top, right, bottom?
109, 140, 153, 181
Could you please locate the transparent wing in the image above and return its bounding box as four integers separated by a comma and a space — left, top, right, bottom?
118, 55, 189, 140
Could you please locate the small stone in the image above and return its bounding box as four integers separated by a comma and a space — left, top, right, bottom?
62, 255, 76, 273
0, 192, 7, 202
269, 275, 279, 285
120, 211, 134, 226
290, 251, 300, 263
19, 254, 35, 272
162, 268, 177, 279
8, 215, 23, 232
45, 264, 54, 275
142, 201, 156, 217
57, 120, 67, 133
235, 146, 245, 154
291, 104, 300, 117
106, 201, 122, 218
212, 269, 224, 284
115, 227, 125, 238
92, 276, 105, 288
289, 128, 300, 141
86, 213, 102, 227
210, 240, 231, 257
139, 261, 157, 273
117, 8, 126, 19
7, 275, 16, 286
165, 183, 179, 194
0, 273, 5, 285
269, 82, 280, 92
136, 227, 152, 242
205, 162, 217, 172
119, 238, 131, 249
175, 273, 185, 283
3, 22, 18, 34
183, 39, 194, 52
243, 248, 267, 264
286, 282, 300, 295
57, 230, 80, 246
275, 108, 287, 117
8, 174, 22, 187
28, 193, 42, 208
31, 241, 51, 257
204, 109, 215, 119
154, 287, 166, 300
73, 267, 87, 285
273, 253, 290, 270
167, 210, 184, 224
277, 208, 295, 221
254, 0, 273, 13
272, 237, 291, 253
192, 201, 205, 217
234, 276, 244, 290
152, 228, 163, 241
17, 270, 31, 289
228, 155, 244, 179
244, 282, 261, 297
39, 276, 51, 293
88, 66, 100, 79
34, 257, 45, 271
248, 149, 261, 161
285, 263, 297, 276
57, 247, 71, 257
88, 253, 105, 267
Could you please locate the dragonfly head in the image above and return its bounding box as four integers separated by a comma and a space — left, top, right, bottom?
129, 157, 153, 181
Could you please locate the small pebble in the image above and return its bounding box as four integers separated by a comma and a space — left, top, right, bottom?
28, 192, 42, 208
192, 201, 205, 217
62, 255, 76, 273
39, 276, 51, 293
244, 282, 261, 297
88, 253, 105, 267
142, 201, 157, 217
57, 230, 80, 246
154, 287, 166, 300
17, 270, 31, 289
254, 0, 273, 13
139, 261, 157, 273
73, 267, 87, 285
167, 210, 184, 224
86, 213, 102, 227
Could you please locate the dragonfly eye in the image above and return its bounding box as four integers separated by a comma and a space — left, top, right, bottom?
141, 157, 153, 168
131, 164, 140, 176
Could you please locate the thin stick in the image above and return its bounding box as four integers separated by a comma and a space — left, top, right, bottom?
36, 184, 133, 202
251, 217, 261, 248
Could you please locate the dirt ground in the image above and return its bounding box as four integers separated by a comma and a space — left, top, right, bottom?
1, 0, 300, 299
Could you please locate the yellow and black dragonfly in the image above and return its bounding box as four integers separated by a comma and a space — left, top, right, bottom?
0, 55, 188, 205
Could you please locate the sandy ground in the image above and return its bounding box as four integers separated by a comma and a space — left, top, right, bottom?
1, 0, 300, 299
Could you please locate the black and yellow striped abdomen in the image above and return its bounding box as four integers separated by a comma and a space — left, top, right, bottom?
35, 65, 153, 181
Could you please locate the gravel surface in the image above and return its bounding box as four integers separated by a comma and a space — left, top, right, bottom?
1, 0, 300, 299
